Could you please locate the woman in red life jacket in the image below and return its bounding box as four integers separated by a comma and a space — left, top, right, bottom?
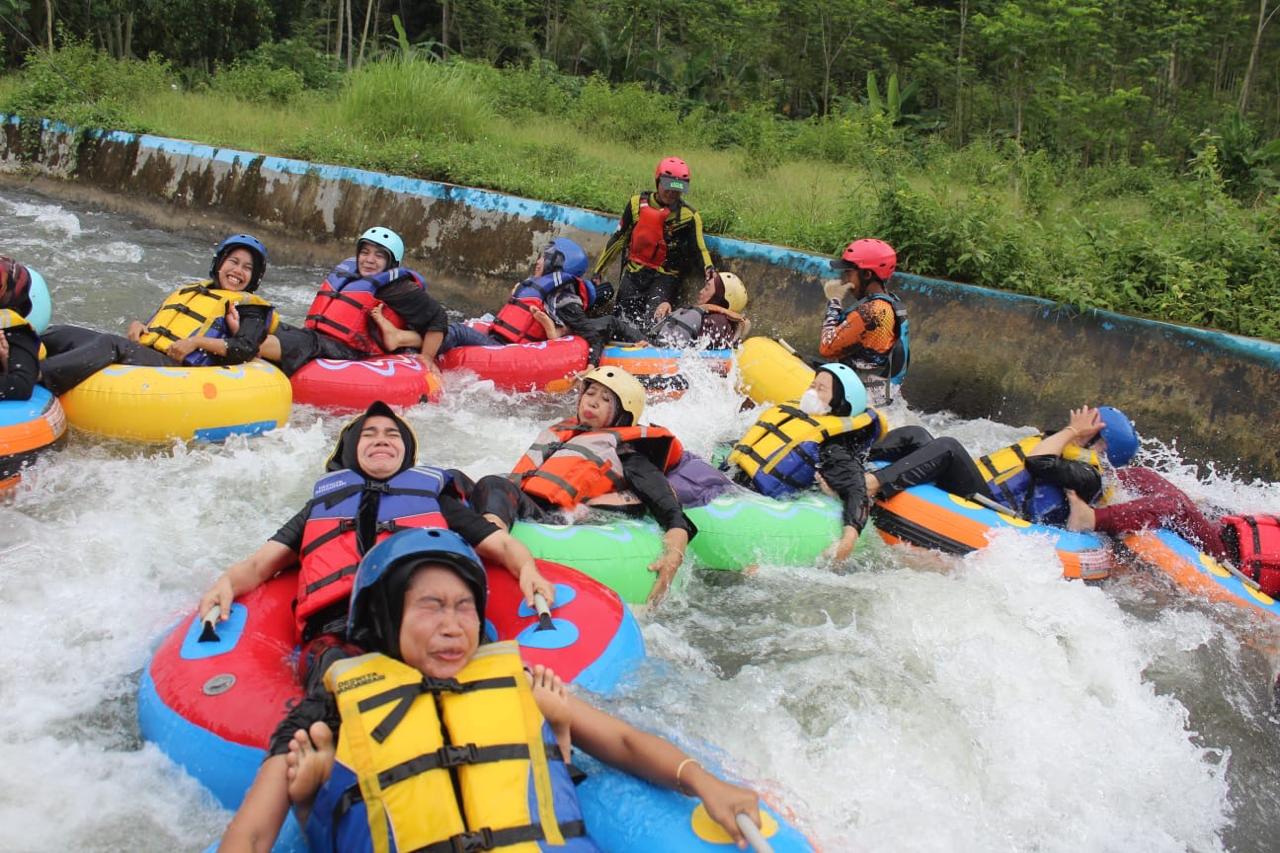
590, 157, 719, 329
471, 366, 695, 604
261, 227, 449, 379
197, 400, 554, 694
0, 257, 40, 401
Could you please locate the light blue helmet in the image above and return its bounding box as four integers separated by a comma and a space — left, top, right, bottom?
358, 226, 405, 267
816, 363, 867, 416
211, 234, 268, 292
347, 528, 488, 658
543, 238, 589, 279
1096, 406, 1139, 467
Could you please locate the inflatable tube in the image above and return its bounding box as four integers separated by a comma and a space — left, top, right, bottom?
512, 518, 665, 604
290, 354, 441, 410
139, 560, 643, 829
599, 344, 734, 397
26, 267, 52, 334
687, 490, 848, 569
1121, 528, 1280, 620
737, 337, 814, 406
576, 753, 814, 852
0, 385, 67, 489
59, 360, 291, 442
439, 331, 590, 392
868, 468, 1114, 580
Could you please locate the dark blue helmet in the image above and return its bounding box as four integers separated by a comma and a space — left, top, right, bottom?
543, 238, 589, 279
347, 528, 488, 658
211, 233, 268, 292
1096, 406, 1139, 467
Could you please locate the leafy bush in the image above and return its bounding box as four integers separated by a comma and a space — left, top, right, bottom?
245, 38, 340, 91
1, 41, 172, 130
212, 61, 304, 104
568, 76, 677, 148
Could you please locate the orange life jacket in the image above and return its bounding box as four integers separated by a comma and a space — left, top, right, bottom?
511, 419, 682, 509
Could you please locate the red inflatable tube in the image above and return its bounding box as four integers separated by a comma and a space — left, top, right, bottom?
290, 354, 442, 410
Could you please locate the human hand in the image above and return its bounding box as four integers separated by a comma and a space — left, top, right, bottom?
198, 574, 234, 623
166, 337, 199, 362
814, 471, 837, 499
1067, 406, 1103, 443
646, 531, 687, 604
518, 563, 556, 608
126, 320, 147, 342
0, 331, 9, 372
653, 302, 672, 321
821, 526, 859, 564
823, 279, 851, 301
687, 770, 762, 850
224, 303, 241, 335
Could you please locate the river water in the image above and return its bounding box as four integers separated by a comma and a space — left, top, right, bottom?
1, 185, 1278, 852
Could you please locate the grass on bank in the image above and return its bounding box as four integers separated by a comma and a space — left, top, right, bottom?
2, 47, 1277, 341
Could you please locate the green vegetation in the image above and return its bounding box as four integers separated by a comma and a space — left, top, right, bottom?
1, 25, 1278, 340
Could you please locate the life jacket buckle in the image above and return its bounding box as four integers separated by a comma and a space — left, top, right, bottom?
439, 742, 481, 768
451, 827, 496, 852
364, 481, 391, 494
420, 675, 463, 693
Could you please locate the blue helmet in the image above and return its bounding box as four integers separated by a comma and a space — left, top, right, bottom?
816, 363, 867, 416
1096, 406, 1139, 467
211, 234, 268, 292
543, 238, 589, 279
358, 226, 405, 267
347, 528, 488, 658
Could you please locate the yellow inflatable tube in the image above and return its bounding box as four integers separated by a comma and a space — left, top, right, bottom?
60, 360, 292, 442
737, 337, 815, 406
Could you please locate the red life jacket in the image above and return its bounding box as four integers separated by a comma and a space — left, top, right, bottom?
1219, 514, 1280, 597
304, 259, 419, 355
627, 193, 671, 271
295, 466, 450, 636
511, 419, 683, 509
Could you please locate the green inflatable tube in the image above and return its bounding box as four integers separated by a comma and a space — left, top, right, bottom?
512, 518, 665, 604
687, 490, 847, 569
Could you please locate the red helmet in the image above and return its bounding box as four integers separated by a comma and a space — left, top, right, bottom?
831, 238, 897, 281
655, 156, 691, 190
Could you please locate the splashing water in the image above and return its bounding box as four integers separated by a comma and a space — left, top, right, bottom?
1, 186, 1277, 851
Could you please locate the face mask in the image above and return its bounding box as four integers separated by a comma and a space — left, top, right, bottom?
799, 388, 829, 416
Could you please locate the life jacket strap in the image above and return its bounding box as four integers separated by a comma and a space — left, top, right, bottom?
360, 676, 518, 743
300, 518, 358, 557
413, 820, 587, 853
303, 563, 358, 596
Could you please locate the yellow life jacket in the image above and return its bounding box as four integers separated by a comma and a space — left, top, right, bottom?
974, 436, 1108, 517
0, 308, 45, 359
310, 642, 587, 853
137, 281, 278, 355
728, 404, 888, 498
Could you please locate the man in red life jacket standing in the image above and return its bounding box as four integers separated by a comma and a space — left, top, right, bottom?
591, 157, 718, 328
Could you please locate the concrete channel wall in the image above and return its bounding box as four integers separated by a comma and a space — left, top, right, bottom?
3, 117, 1278, 479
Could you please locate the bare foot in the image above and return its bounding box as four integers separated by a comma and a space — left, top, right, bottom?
286, 721, 336, 808
530, 664, 572, 762
1065, 490, 1096, 532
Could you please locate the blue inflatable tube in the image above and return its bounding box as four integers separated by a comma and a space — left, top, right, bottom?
26, 267, 51, 333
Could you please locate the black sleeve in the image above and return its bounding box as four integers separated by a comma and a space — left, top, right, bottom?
619, 450, 697, 537
439, 491, 501, 545
269, 504, 311, 552
382, 284, 449, 335
818, 434, 870, 531
1025, 455, 1104, 502
1, 327, 40, 400
220, 304, 273, 364
266, 694, 340, 757
558, 303, 645, 364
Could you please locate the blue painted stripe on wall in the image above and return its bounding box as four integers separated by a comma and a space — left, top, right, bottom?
7, 115, 1278, 366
